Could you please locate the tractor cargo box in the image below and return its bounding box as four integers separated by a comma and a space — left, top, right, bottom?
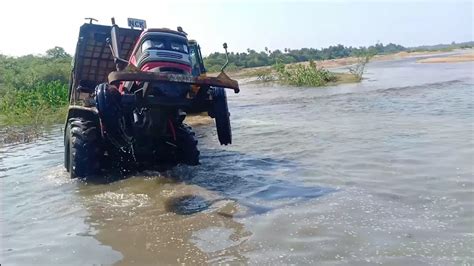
70, 23, 141, 95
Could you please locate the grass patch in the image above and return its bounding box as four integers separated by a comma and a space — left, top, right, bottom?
0, 81, 68, 126
0, 105, 67, 126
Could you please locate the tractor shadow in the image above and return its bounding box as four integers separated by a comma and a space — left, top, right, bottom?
164, 148, 335, 217
83, 148, 335, 217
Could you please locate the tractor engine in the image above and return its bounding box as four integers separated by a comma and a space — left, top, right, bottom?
127, 29, 192, 98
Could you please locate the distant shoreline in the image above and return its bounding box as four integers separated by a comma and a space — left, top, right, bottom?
222, 49, 474, 84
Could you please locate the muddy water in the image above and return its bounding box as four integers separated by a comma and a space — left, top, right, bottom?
1, 55, 473, 265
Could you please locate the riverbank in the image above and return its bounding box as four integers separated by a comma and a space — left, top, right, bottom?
417, 52, 474, 63
0, 106, 67, 126
224, 61, 364, 86
226, 49, 473, 81
220, 48, 474, 88
0, 124, 49, 146
2, 49, 471, 128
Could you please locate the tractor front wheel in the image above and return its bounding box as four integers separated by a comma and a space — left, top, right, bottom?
210, 88, 232, 145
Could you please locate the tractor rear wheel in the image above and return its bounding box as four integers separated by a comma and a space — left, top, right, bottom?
176, 123, 200, 165
65, 117, 102, 178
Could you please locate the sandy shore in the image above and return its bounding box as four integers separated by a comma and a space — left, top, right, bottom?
417, 52, 474, 63
293, 50, 452, 69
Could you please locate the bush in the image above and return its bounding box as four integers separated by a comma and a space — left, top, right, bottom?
0, 81, 68, 125
0, 49, 71, 125
274, 60, 337, 87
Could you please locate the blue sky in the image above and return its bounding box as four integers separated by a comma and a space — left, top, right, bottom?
0, 0, 472, 56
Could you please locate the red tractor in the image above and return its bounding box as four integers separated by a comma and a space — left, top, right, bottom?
64, 18, 239, 178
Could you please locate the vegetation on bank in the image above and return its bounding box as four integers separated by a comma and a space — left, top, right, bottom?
204, 41, 474, 72
0, 81, 68, 125
244, 51, 372, 87
204, 42, 403, 72
0, 47, 71, 125
1, 41, 472, 126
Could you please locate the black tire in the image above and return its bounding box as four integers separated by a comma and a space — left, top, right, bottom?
176, 123, 200, 165
64, 126, 71, 172
66, 117, 103, 178
211, 88, 232, 145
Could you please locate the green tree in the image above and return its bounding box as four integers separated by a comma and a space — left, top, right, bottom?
202, 42, 406, 73
46, 46, 71, 59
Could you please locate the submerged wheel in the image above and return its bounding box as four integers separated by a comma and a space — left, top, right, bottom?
176, 123, 200, 166
210, 87, 232, 145
65, 117, 102, 178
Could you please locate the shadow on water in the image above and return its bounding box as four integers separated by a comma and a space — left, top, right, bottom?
176, 148, 336, 215
72, 147, 335, 264
63, 113, 336, 263
164, 195, 213, 215
83, 148, 335, 217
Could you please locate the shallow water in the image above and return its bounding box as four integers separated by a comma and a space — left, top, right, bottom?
1, 56, 473, 265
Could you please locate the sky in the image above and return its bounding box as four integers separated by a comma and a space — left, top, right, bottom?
0, 0, 472, 56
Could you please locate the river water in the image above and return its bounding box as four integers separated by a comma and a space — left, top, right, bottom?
1, 55, 473, 265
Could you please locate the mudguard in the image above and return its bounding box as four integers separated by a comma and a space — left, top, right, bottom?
95, 83, 131, 148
